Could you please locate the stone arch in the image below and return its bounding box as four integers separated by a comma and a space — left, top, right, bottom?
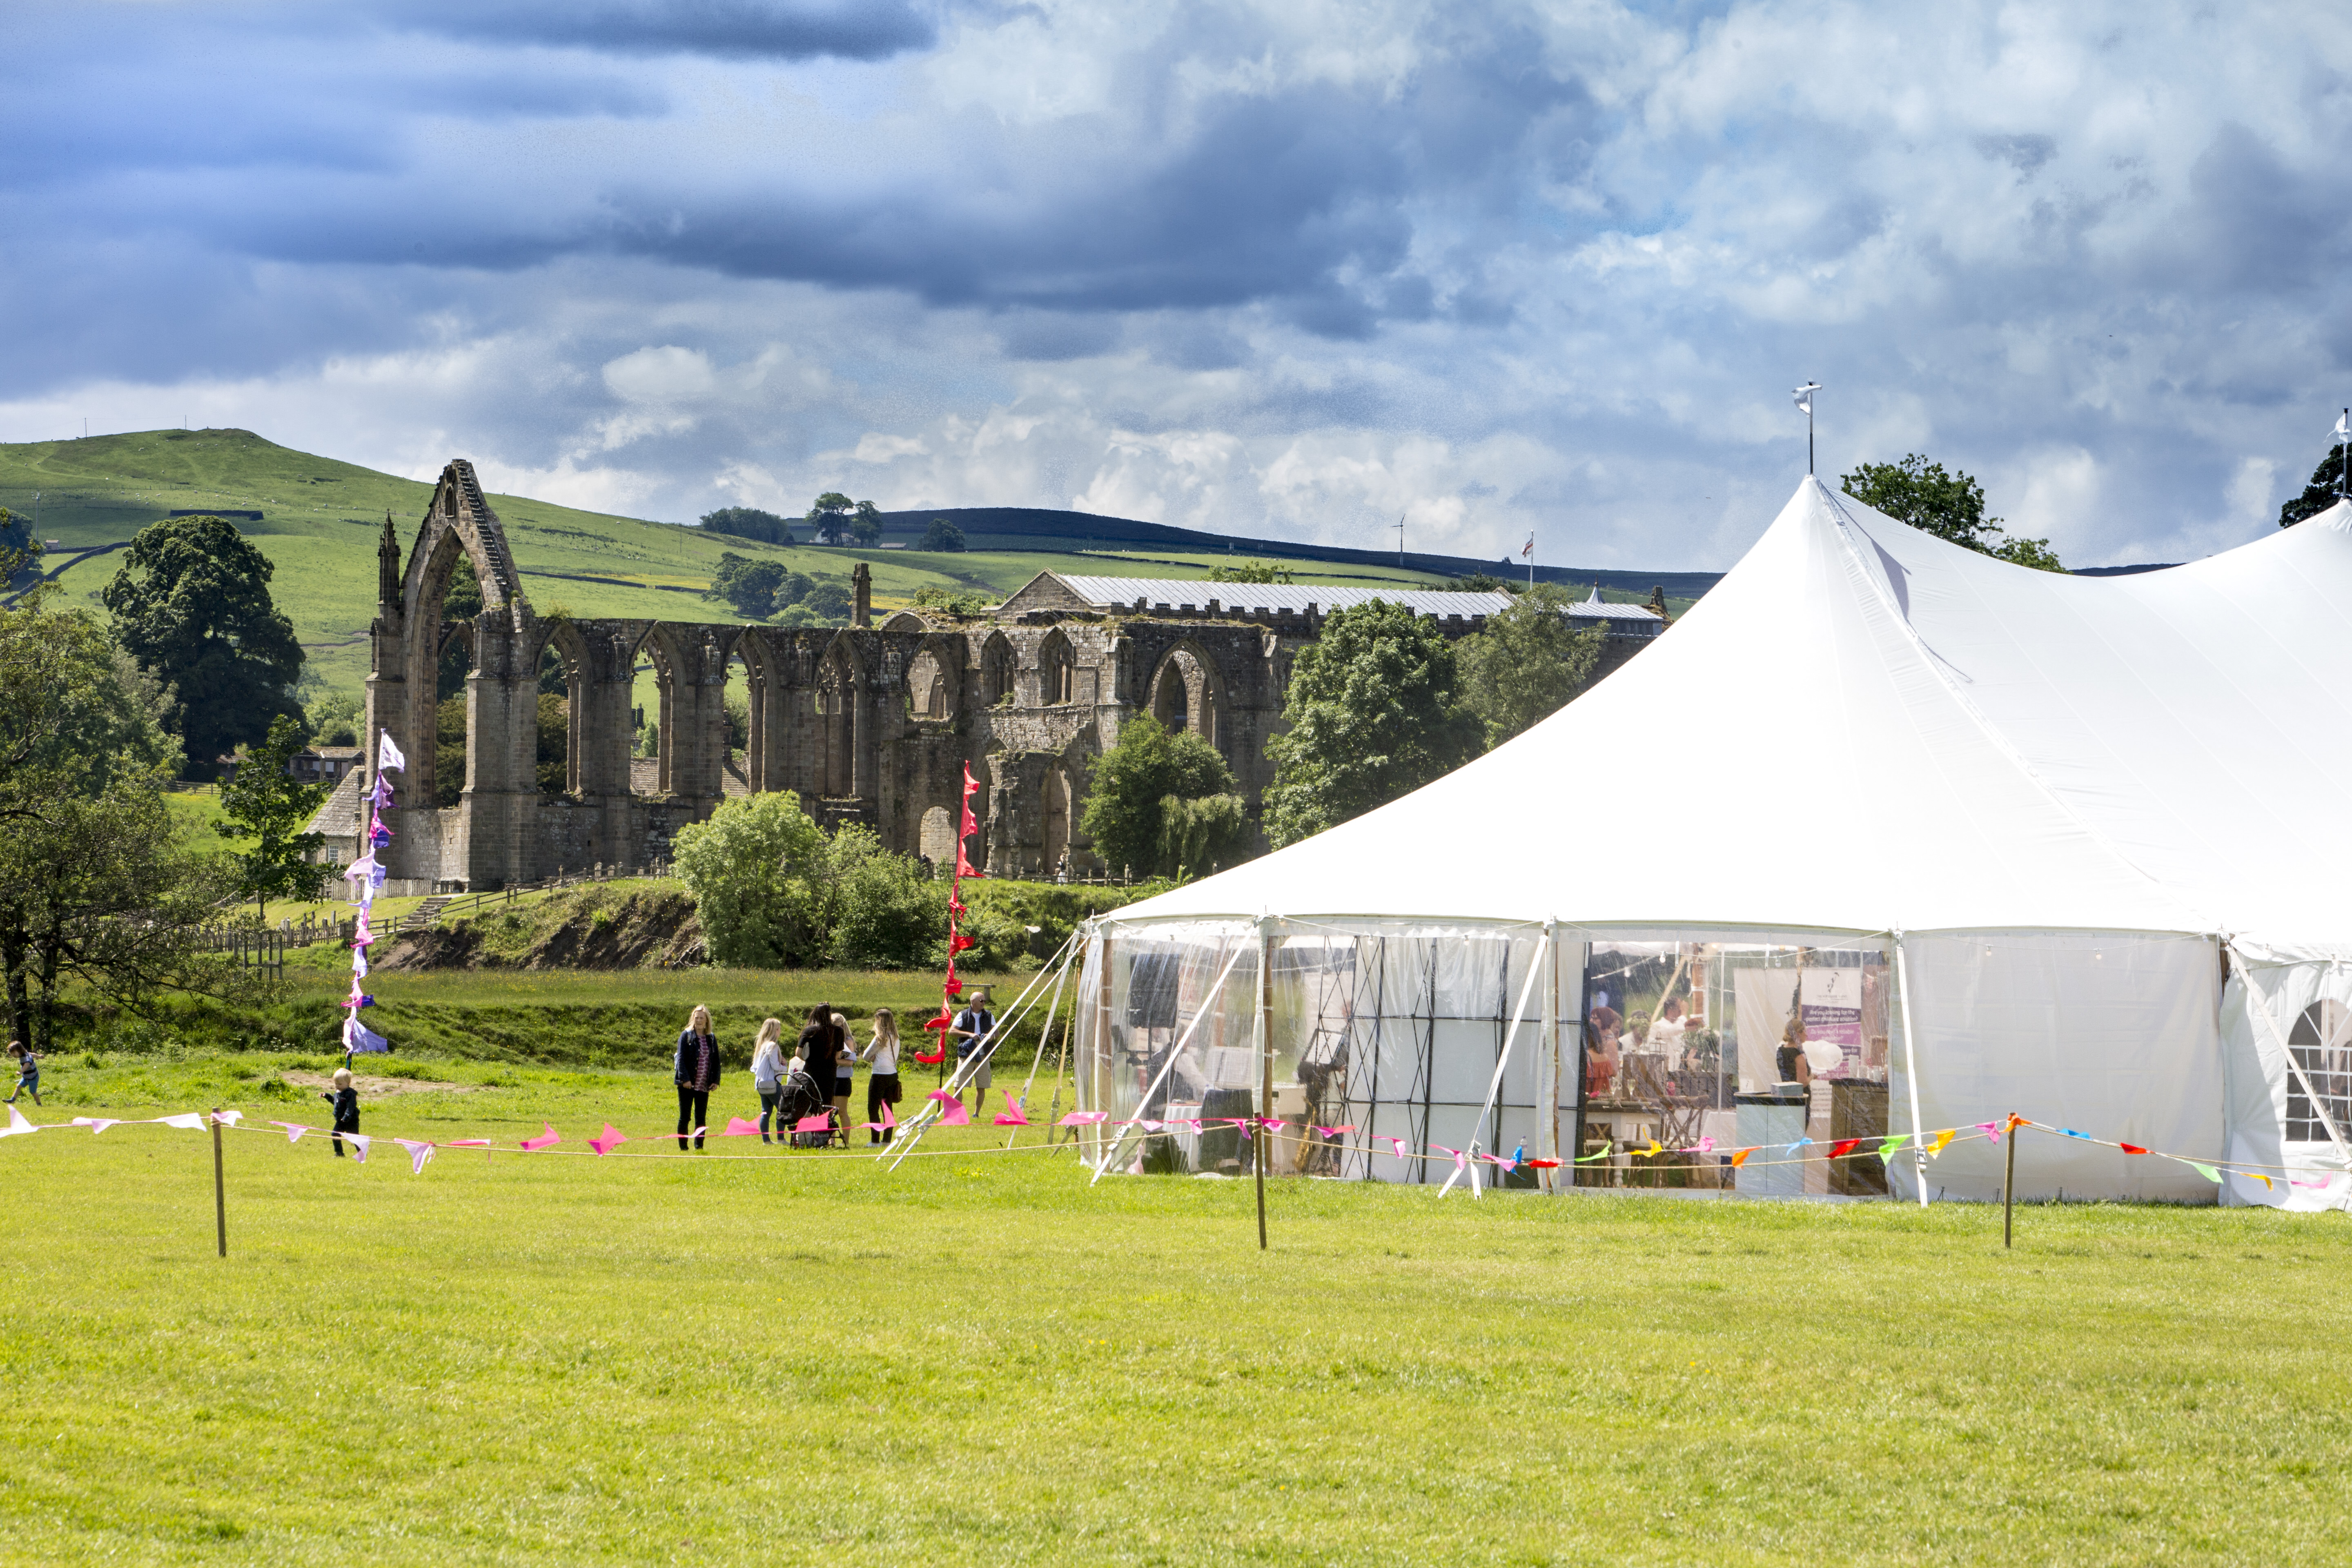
633, 625, 680, 797
634, 622, 735, 802
906, 644, 956, 721
815, 635, 864, 797
1043, 763, 1074, 875
534, 619, 591, 795
1037, 628, 1076, 706
1147, 640, 1228, 752
728, 630, 786, 792
919, 804, 956, 868
979, 631, 1014, 706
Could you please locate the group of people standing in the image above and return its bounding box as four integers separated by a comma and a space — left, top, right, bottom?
667, 990, 999, 1150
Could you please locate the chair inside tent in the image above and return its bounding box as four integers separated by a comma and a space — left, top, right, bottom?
1070, 480, 2352, 1207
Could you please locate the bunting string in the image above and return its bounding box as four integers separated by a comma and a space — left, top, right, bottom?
3, 1102, 2344, 1195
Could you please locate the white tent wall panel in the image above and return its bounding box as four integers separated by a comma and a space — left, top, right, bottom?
1891, 932, 2223, 1203
2219, 949, 2352, 1212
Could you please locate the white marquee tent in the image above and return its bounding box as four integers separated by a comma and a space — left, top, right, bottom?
1070, 479, 2352, 1208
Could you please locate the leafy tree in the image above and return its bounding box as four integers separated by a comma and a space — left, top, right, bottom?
1081, 713, 1248, 878
307, 690, 361, 747
921, 516, 967, 552
806, 491, 856, 543
537, 694, 568, 793
803, 581, 853, 620
437, 555, 483, 701
435, 694, 468, 807
2277, 443, 2349, 528
822, 824, 949, 967
1, 593, 220, 1050
102, 514, 305, 775
1841, 454, 2064, 572
215, 713, 331, 921
1452, 572, 1519, 594
777, 570, 815, 608
1208, 558, 1294, 584
1261, 600, 1485, 848
1457, 584, 1606, 748
673, 791, 830, 967
700, 505, 795, 545
1, 506, 38, 592
706, 552, 788, 619
852, 500, 885, 546
911, 585, 993, 616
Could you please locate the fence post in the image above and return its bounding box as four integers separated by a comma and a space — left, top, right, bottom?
211, 1108, 227, 1258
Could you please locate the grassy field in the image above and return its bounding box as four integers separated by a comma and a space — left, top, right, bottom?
1, 1047, 2345, 1565
2, 429, 1475, 707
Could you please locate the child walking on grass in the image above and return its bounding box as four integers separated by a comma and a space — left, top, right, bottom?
323, 1067, 360, 1156
6, 1041, 38, 1107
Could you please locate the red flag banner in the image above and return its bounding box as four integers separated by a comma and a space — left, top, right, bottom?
1827, 1138, 1861, 1160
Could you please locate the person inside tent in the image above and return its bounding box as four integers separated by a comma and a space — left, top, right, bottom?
1584, 1005, 1621, 1098
1775, 1017, 1814, 1093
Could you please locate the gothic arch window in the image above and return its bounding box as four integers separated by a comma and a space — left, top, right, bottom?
907, 648, 953, 721
1147, 644, 1225, 752
816, 641, 860, 797
1038, 630, 1076, 706
980, 633, 1014, 707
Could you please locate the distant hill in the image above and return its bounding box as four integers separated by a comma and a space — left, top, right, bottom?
878, 505, 1725, 602
2, 429, 1715, 706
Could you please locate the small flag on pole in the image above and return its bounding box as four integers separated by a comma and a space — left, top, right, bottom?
377, 732, 406, 772
1793, 382, 1819, 415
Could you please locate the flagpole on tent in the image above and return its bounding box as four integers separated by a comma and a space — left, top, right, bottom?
1794, 383, 1822, 476
1007, 948, 1076, 1149
1892, 931, 1930, 1208
1090, 940, 1253, 1185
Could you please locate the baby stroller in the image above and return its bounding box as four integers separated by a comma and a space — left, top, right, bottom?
777, 1066, 839, 1148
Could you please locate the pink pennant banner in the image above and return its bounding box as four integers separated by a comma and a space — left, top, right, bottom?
72, 1116, 120, 1136
519, 1123, 561, 1152
395, 1138, 435, 1175
793, 1114, 833, 1134
722, 1117, 762, 1137
588, 1124, 628, 1157
347, 1133, 372, 1164
1314, 1125, 1355, 1138
992, 1100, 1031, 1127
1057, 1111, 1108, 1127
268, 1121, 307, 1143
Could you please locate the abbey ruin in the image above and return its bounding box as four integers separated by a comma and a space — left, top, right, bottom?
354, 460, 1663, 893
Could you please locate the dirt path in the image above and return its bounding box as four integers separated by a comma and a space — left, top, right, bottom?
281, 1070, 474, 1098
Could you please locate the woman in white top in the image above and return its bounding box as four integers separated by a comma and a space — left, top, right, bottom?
749, 1017, 788, 1144
859, 1007, 902, 1145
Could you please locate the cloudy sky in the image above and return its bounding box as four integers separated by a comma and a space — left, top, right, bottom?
5, 1, 2350, 569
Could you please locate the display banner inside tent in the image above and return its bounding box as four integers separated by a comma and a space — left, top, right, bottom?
1074, 920, 2245, 1202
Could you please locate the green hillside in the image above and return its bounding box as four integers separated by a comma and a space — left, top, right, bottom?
2, 429, 1476, 706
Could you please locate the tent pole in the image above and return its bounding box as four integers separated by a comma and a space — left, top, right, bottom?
2002, 1114, 2018, 1247
1444, 930, 1549, 1199
1008, 942, 1075, 1148
1893, 931, 1930, 1207
1090, 939, 1253, 1185
1539, 923, 1559, 1193
888, 931, 1080, 1170
1256, 916, 1272, 1250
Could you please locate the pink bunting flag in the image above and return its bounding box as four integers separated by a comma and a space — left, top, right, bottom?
793, 1114, 833, 1134
520, 1123, 561, 1152
395, 1138, 436, 1175
722, 1116, 762, 1137
1974, 1120, 2005, 1145
267, 1121, 307, 1143
1314, 1125, 1355, 1138
993, 1098, 1030, 1127
588, 1124, 628, 1157
1383, 1136, 1410, 1158
935, 1099, 971, 1127
157, 1112, 206, 1131
0, 1106, 36, 1138
347, 1133, 372, 1164
210, 1108, 243, 1126
446, 1138, 493, 1160
1436, 1144, 1469, 1174
75, 1116, 120, 1135
1056, 1110, 1108, 1127
860, 1102, 899, 1132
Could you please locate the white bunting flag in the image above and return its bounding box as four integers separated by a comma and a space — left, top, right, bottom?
377, 732, 406, 772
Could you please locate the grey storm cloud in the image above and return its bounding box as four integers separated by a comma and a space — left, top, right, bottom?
4, 1, 2352, 571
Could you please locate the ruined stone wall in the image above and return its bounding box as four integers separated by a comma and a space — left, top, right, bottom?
365, 459, 1663, 891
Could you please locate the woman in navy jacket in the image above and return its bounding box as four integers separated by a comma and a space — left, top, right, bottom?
673, 1005, 722, 1150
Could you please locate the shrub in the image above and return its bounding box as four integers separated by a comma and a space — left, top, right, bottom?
822, 825, 947, 968
672, 792, 829, 967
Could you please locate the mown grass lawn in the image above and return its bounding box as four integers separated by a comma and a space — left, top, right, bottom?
3, 1061, 2346, 1566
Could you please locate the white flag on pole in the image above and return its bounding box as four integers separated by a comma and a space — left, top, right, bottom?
2335, 410, 2348, 440
1793, 383, 1820, 416
377, 732, 406, 772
